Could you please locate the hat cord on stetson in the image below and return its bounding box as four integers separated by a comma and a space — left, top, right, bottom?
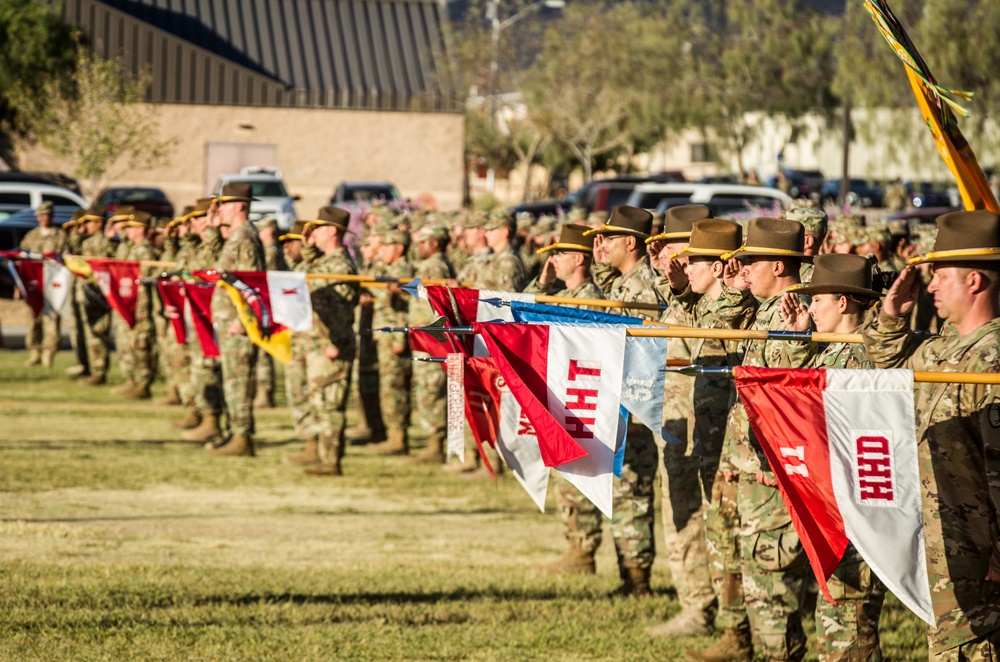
908, 246, 1000, 264
679, 246, 728, 256
721, 244, 803, 261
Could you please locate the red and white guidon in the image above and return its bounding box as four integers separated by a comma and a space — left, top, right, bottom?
735, 366, 934, 626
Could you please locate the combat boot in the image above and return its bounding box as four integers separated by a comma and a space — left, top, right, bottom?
110, 379, 136, 396
685, 626, 753, 662
24, 350, 41, 367
610, 566, 652, 599
303, 461, 342, 476
409, 436, 445, 464
66, 364, 88, 377
206, 434, 255, 457
534, 544, 596, 575
182, 414, 222, 443
80, 374, 106, 386
253, 390, 275, 409
41, 349, 54, 367
283, 438, 320, 466
157, 384, 182, 406
369, 429, 408, 455
123, 383, 151, 400
645, 608, 714, 638
442, 453, 478, 474
172, 409, 202, 430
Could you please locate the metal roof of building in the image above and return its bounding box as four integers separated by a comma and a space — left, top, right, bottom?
54, 0, 462, 112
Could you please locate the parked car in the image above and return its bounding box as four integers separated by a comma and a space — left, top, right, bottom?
626, 183, 792, 217
820, 179, 884, 208
765, 169, 821, 200
94, 186, 174, 220
0, 171, 82, 195
906, 181, 957, 208
0, 205, 80, 251
331, 181, 402, 211
0, 183, 88, 222
508, 172, 687, 219
214, 167, 299, 231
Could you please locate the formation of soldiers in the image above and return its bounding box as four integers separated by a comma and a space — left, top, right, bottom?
16, 191, 1000, 660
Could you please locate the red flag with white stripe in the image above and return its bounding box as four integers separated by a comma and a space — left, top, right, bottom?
734, 366, 934, 626
184, 282, 219, 357
475, 322, 626, 517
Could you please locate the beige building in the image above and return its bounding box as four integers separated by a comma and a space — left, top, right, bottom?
24, 0, 466, 212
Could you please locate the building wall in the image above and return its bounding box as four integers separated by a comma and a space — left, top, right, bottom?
17, 103, 466, 213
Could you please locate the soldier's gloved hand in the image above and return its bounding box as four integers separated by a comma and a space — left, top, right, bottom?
324, 345, 340, 360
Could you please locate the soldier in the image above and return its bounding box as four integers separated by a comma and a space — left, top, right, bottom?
481, 210, 528, 293
644, 208, 729, 637
293, 207, 360, 476
525, 224, 606, 574
155, 215, 187, 406
253, 218, 286, 410
77, 208, 116, 386
455, 212, 492, 285
783, 206, 827, 282
408, 224, 456, 464
653, 220, 757, 650
62, 211, 91, 378
583, 205, 662, 597
781, 253, 887, 661
115, 210, 159, 400
345, 227, 387, 445
204, 183, 265, 457
864, 210, 1000, 661
369, 230, 417, 455
690, 217, 817, 662
20, 201, 68, 367
177, 199, 227, 442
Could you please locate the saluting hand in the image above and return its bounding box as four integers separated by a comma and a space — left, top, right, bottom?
882, 266, 919, 318
538, 256, 557, 286
780, 292, 810, 332
722, 258, 746, 290
666, 257, 688, 292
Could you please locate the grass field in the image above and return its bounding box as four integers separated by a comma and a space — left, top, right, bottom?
0, 346, 928, 660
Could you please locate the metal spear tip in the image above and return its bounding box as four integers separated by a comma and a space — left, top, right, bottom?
400, 278, 423, 298
474, 297, 507, 307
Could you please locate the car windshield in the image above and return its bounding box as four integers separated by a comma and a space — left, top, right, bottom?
343, 185, 399, 202
246, 181, 288, 197
107, 188, 168, 202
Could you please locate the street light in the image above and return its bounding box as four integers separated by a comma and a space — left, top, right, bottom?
485, 0, 566, 193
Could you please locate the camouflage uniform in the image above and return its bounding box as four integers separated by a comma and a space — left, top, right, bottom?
156, 234, 190, 402
409, 251, 455, 443
607, 256, 662, 574
65, 229, 89, 371
305, 246, 359, 466
481, 245, 527, 293
864, 312, 1000, 659
811, 335, 888, 661
111, 237, 136, 384
722, 285, 817, 661
372, 257, 416, 436
19, 226, 68, 358
254, 239, 287, 405
78, 232, 115, 380
689, 286, 756, 633
212, 222, 265, 436
122, 239, 159, 389
457, 247, 492, 285
183, 230, 224, 420
523, 277, 607, 555
286, 245, 319, 441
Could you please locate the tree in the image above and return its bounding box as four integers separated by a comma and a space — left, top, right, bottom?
0, 0, 77, 166
14, 46, 177, 196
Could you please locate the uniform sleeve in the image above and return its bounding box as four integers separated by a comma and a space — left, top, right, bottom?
976, 377, 1000, 576
522, 275, 556, 295
862, 310, 922, 369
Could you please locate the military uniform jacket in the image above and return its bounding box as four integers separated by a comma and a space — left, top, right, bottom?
721, 286, 816, 532
211, 221, 266, 329
409, 252, 454, 328
373, 258, 416, 351
20, 226, 68, 254
864, 312, 1000, 651
264, 241, 287, 271
482, 246, 528, 293
607, 256, 661, 322
457, 247, 491, 286
310, 246, 360, 357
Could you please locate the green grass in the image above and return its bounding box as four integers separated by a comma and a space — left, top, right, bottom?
0, 348, 928, 660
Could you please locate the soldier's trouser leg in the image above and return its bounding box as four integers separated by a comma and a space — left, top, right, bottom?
70, 293, 88, 370
376, 336, 411, 434
42, 312, 60, 354
929, 632, 1000, 662
165, 335, 192, 403
130, 319, 155, 388
307, 356, 352, 465
656, 438, 716, 616
412, 354, 447, 440
255, 351, 274, 400
554, 472, 603, 553
84, 308, 112, 378
219, 334, 258, 436
285, 336, 311, 439
706, 467, 748, 631
113, 316, 134, 381
739, 478, 808, 661
25, 316, 42, 352
610, 425, 657, 571
189, 339, 223, 417
355, 304, 384, 435
815, 543, 886, 661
